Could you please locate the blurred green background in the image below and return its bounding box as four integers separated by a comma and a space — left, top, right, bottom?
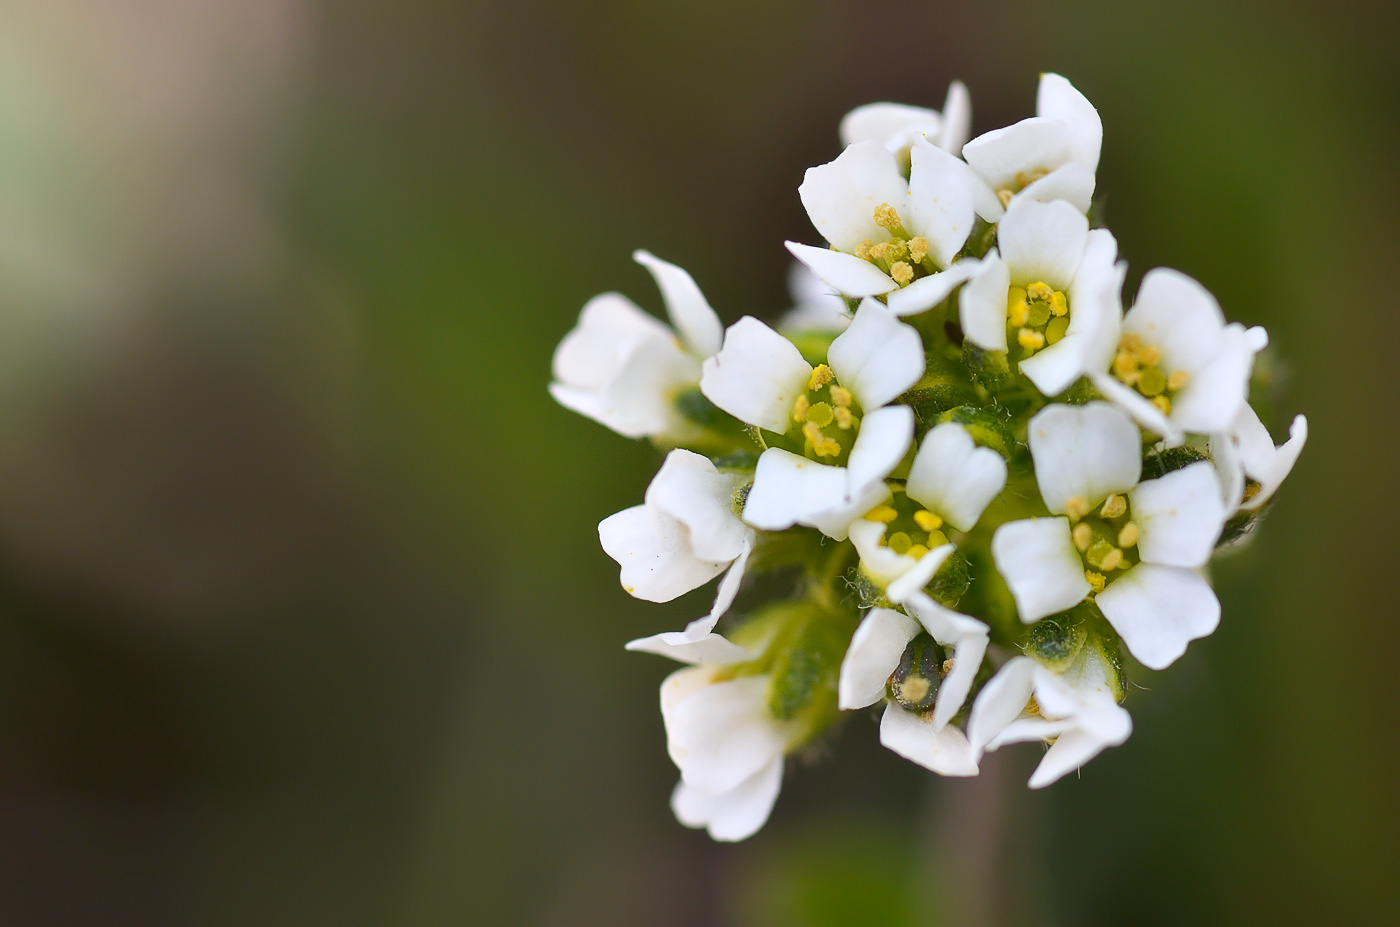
0, 1, 1394, 924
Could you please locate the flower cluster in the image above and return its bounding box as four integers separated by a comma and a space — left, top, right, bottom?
551, 75, 1306, 841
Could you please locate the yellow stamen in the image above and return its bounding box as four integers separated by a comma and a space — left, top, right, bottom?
1026, 695, 1041, 716
1167, 369, 1191, 392
887, 532, 913, 555
873, 203, 904, 232
1072, 522, 1093, 552
1026, 281, 1054, 302
1139, 344, 1163, 366
1100, 494, 1127, 519
792, 394, 809, 423
890, 261, 914, 285
997, 188, 1015, 208
803, 422, 841, 457
1065, 496, 1091, 520
1113, 350, 1140, 384
1050, 290, 1068, 317
942, 658, 955, 676
808, 364, 835, 391
829, 386, 853, 408
1151, 395, 1172, 415
908, 236, 929, 264
1018, 328, 1046, 351
854, 240, 873, 261
1121, 333, 1142, 352
865, 505, 898, 524
833, 405, 854, 430
1100, 548, 1124, 571
913, 510, 944, 533
1085, 570, 1106, 594
1117, 522, 1140, 548
906, 543, 929, 560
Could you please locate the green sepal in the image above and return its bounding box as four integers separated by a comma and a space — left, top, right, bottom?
927, 548, 972, 607
1142, 444, 1211, 480
962, 343, 1013, 392
935, 405, 1016, 460
1026, 608, 1090, 673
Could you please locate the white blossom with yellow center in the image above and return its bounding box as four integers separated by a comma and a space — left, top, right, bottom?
839, 81, 973, 161
1210, 402, 1309, 518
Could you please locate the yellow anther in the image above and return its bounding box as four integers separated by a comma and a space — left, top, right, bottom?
833, 405, 855, 430
792, 394, 810, 423
1050, 290, 1069, 317
1121, 333, 1143, 352
1113, 350, 1140, 383
908, 236, 929, 264
808, 364, 835, 391
1167, 369, 1191, 392
997, 188, 1015, 208
1117, 522, 1140, 549
873, 203, 904, 231
1026, 281, 1054, 302
913, 510, 944, 533
1100, 547, 1124, 571
1018, 328, 1046, 351
898, 675, 931, 704
868, 241, 891, 261
1139, 344, 1163, 366
1085, 570, 1106, 594
1008, 298, 1030, 328
1026, 694, 1041, 717
1151, 395, 1172, 415
942, 658, 955, 676
803, 421, 842, 458
829, 385, 853, 408
1100, 494, 1127, 519
887, 532, 913, 555
890, 261, 914, 285
1065, 496, 1091, 520
1072, 522, 1093, 552
865, 505, 899, 524
926, 529, 949, 548
855, 240, 873, 260
906, 543, 930, 560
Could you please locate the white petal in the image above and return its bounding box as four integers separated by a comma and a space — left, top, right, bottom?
1021, 228, 1123, 398
1167, 324, 1256, 436
798, 141, 910, 253
598, 505, 729, 602
633, 250, 724, 359
1131, 462, 1227, 569
1124, 268, 1226, 375
1028, 702, 1131, 789
884, 258, 983, 317
707, 544, 751, 623
1028, 402, 1141, 514
907, 141, 976, 267
671, 757, 783, 842
668, 675, 789, 793
838, 608, 921, 709
701, 316, 812, 432
879, 703, 979, 776
967, 657, 1038, 752
998, 198, 1089, 290
1015, 161, 1096, 214
742, 448, 849, 533
1234, 410, 1308, 510
839, 102, 941, 149
786, 241, 898, 298
905, 422, 1008, 531
647, 450, 752, 563
939, 81, 973, 154
1090, 373, 1178, 444
551, 292, 675, 389
1209, 427, 1247, 511
596, 339, 704, 440
908, 596, 988, 730
1096, 564, 1220, 670
627, 622, 754, 665
958, 252, 1011, 352
809, 476, 894, 542
851, 520, 941, 597
991, 518, 1091, 623
846, 405, 915, 493
1035, 73, 1102, 172
828, 301, 926, 408
885, 544, 952, 605
963, 117, 1072, 193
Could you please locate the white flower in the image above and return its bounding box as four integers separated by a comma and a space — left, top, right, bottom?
550, 251, 723, 444
835, 604, 981, 775
1211, 403, 1308, 514
1091, 268, 1264, 446
662, 658, 795, 841
786, 139, 985, 314
701, 300, 924, 539
958, 197, 1123, 397
839, 81, 973, 158
967, 645, 1131, 789
599, 449, 754, 618
961, 72, 1102, 220
992, 402, 1228, 669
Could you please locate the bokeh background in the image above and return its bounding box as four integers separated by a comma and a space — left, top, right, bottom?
0, 1, 1395, 924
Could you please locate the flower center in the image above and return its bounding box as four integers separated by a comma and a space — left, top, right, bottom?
995, 167, 1050, 208
851, 204, 940, 288
1006, 281, 1069, 358
861, 484, 949, 561
1064, 492, 1142, 594
1111, 333, 1190, 416
784, 363, 863, 464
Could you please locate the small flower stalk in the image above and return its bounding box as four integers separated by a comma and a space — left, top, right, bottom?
551, 74, 1306, 841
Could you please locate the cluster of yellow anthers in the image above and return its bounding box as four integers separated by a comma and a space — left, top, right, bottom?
1064, 493, 1140, 594
996, 167, 1050, 208
862, 500, 948, 561
792, 364, 859, 459
1112, 332, 1190, 415
1008, 282, 1070, 356
851, 204, 935, 287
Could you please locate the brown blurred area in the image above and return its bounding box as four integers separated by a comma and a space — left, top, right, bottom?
0, 1, 1396, 924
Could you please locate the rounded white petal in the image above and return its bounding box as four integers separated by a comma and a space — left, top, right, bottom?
667, 675, 790, 794
907, 141, 976, 267
884, 258, 984, 317
1233, 410, 1308, 511
1035, 73, 1102, 173
1090, 373, 1178, 444
963, 117, 1072, 194
551, 292, 675, 389
742, 448, 848, 533
647, 450, 752, 563
1028, 402, 1141, 514
849, 518, 922, 591
592, 340, 704, 440
701, 316, 812, 431
1015, 161, 1096, 214
885, 545, 952, 605
798, 141, 911, 253
627, 620, 755, 666
1124, 268, 1227, 375
785, 241, 898, 298
1022, 227, 1123, 397
1027, 702, 1131, 789
633, 250, 723, 359
906, 422, 1009, 531
967, 656, 1038, 752
838, 608, 922, 709
991, 518, 1092, 623
809, 476, 894, 542
958, 252, 1011, 352
846, 405, 915, 494
828, 301, 926, 409
1096, 563, 1220, 670
1130, 461, 1227, 569
1167, 324, 1256, 436
839, 102, 941, 149
998, 198, 1089, 290
598, 505, 729, 602
878, 703, 979, 776
671, 757, 783, 842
